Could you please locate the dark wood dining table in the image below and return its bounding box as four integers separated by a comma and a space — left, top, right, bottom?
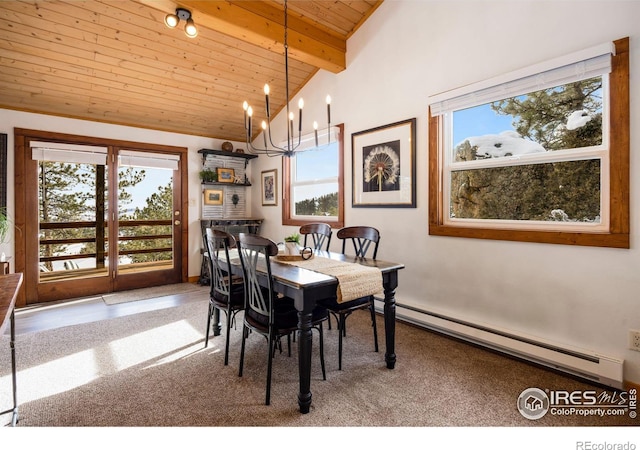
226, 249, 404, 414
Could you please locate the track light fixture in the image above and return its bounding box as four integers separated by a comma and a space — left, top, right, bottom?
164, 8, 197, 38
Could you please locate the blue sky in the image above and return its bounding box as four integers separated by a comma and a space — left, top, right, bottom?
453, 103, 515, 146
295, 144, 338, 181
121, 166, 173, 212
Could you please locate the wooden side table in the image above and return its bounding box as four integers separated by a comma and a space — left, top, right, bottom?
0, 260, 9, 275
0, 273, 22, 426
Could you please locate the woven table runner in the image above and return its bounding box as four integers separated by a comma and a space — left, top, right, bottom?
277, 256, 383, 303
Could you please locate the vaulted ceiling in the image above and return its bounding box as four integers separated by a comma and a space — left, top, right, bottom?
0, 0, 382, 141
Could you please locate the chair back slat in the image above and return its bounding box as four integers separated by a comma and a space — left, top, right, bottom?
237, 233, 279, 323
300, 222, 332, 251
206, 228, 237, 298
337, 226, 380, 259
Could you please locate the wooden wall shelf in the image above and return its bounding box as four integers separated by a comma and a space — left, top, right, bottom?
201, 181, 252, 187
198, 148, 257, 164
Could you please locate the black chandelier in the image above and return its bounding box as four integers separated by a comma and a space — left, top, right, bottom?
242, 0, 332, 157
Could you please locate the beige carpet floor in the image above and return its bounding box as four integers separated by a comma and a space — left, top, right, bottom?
0, 296, 637, 429
101, 283, 207, 305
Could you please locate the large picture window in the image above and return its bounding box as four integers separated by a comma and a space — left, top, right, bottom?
282, 124, 344, 228
428, 38, 629, 248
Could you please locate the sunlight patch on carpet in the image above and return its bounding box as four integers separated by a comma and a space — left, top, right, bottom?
3, 349, 100, 404
108, 320, 206, 370
1, 318, 210, 406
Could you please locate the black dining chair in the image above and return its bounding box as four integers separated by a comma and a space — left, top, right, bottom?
322, 226, 380, 370
204, 228, 245, 366
299, 222, 332, 251
237, 233, 327, 405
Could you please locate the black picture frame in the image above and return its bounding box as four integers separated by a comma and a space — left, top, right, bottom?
351, 118, 416, 208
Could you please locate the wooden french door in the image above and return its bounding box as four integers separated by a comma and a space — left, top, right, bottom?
14, 129, 188, 306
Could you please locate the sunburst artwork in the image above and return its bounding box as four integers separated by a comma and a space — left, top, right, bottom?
352, 118, 416, 208
363, 141, 401, 192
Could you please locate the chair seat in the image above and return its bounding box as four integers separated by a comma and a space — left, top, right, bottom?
212, 283, 244, 308
247, 298, 328, 330
320, 295, 372, 311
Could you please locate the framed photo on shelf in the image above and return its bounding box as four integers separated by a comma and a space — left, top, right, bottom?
351, 118, 416, 208
217, 167, 235, 183
261, 169, 277, 206
203, 189, 224, 206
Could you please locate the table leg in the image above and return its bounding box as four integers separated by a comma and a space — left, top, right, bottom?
212, 308, 222, 336
10, 309, 18, 426
383, 270, 398, 370
297, 310, 313, 414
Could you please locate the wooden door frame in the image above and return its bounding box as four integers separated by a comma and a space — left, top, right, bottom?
13, 128, 189, 307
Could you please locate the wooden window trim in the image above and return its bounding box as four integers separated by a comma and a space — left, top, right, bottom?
428, 37, 629, 248
282, 123, 345, 228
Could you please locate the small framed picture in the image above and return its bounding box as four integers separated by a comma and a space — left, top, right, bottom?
261, 169, 277, 206
217, 167, 235, 183
203, 189, 223, 206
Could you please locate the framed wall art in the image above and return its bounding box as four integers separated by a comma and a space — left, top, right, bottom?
217, 167, 235, 183
261, 169, 277, 206
203, 189, 224, 206
351, 118, 416, 208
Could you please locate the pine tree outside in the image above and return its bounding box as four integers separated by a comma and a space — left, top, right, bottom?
38, 160, 175, 279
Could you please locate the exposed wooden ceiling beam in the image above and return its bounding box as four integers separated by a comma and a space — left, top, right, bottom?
139, 0, 347, 73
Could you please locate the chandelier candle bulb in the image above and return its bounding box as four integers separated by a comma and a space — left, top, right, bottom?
262, 121, 268, 147
289, 112, 295, 142
313, 121, 319, 147
243, 101, 248, 129
298, 98, 304, 132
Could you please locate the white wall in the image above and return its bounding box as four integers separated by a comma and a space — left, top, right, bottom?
2, 1, 639, 385
0, 109, 247, 280
251, 0, 640, 384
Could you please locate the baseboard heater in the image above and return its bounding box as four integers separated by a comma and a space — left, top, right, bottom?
391, 302, 624, 389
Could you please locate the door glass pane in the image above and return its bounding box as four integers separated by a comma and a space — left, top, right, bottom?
38, 161, 108, 281
117, 160, 174, 274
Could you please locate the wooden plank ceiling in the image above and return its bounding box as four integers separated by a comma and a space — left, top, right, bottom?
0, 0, 381, 141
